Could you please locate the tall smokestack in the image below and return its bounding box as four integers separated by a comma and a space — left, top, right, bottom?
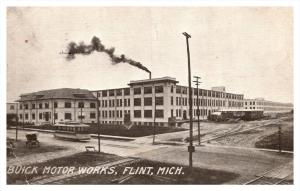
64, 36, 152, 78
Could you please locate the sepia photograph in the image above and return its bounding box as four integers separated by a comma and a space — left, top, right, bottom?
2, 2, 297, 188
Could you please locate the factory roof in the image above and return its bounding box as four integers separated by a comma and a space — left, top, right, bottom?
128, 76, 179, 86
17, 88, 97, 102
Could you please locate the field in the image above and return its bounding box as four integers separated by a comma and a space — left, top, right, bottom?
209, 114, 293, 150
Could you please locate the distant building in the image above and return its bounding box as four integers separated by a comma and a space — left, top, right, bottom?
92, 77, 244, 127
244, 98, 293, 113
16, 88, 98, 125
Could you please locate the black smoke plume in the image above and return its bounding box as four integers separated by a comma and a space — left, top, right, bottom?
65, 36, 151, 77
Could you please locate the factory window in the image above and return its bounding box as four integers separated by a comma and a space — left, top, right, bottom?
45, 103, 49, 109
124, 88, 130, 95
90, 102, 96, 108
185, 98, 187, 106
134, 110, 141, 118
124, 99, 127, 106
54, 113, 58, 120
176, 97, 178, 105
182, 88, 187, 94
116, 89, 122, 96
39, 113, 42, 119
120, 110, 123, 118
155, 110, 164, 118
39, 103, 43, 109
128, 99, 130, 106
65, 113, 72, 120
10, 105, 15, 110
109, 100, 111, 107
155, 97, 164, 105
144, 110, 152, 118
109, 90, 115, 96
208, 91, 211, 97
119, 99, 122, 107
176, 109, 178, 117
134, 87, 141, 95
144, 86, 152, 94
199, 89, 203, 96
171, 97, 173, 105
78, 102, 84, 108
19, 104, 23, 109
65, 102, 71, 108
176, 87, 181, 94
144, 97, 152, 106
171, 86, 174, 93
31, 104, 35, 109
32, 113, 35, 120
116, 99, 119, 107
171, 109, 174, 117
134, 98, 141, 106
109, 111, 111, 118
90, 112, 96, 119
179, 97, 181, 106
19, 114, 22, 119
102, 91, 107, 97
54, 102, 58, 108
25, 113, 28, 120
155, 86, 164, 93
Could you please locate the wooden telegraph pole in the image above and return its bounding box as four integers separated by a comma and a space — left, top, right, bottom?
193, 76, 201, 145
97, 93, 101, 152
183, 32, 195, 170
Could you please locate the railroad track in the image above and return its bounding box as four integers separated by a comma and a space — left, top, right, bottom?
30, 157, 141, 184
244, 174, 292, 185
201, 119, 281, 144
244, 164, 293, 185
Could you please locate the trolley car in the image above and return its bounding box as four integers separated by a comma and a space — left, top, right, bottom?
53, 121, 91, 141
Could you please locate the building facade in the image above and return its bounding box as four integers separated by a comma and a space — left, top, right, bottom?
244, 98, 293, 113
92, 77, 244, 127
17, 88, 98, 125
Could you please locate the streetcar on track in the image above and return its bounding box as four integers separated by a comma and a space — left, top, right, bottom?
53, 121, 91, 141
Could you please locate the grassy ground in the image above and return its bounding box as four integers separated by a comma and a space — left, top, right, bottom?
7, 152, 122, 184
90, 124, 186, 137
7, 139, 67, 158
255, 129, 293, 151
64, 160, 239, 184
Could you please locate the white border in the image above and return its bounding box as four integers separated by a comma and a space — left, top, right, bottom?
1, 1, 299, 191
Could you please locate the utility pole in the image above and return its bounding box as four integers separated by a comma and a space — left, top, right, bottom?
193, 76, 201, 145
153, 91, 156, 145
97, 93, 101, 153
183, 32, 195, 170
15, 103, 19, 141
278, 125, 282, 153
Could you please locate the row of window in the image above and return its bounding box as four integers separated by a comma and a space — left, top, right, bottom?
20, 102, 96, 110
19, 112, 96, 120
101, 109, 164, 118
171, 108, 214, 118
100, 86, 164, 97
100, 97, 164, 107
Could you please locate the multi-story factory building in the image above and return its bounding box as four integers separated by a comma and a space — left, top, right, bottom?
17, 88, 98, 125
244, 98, 293, 113
92, 77, 244, 127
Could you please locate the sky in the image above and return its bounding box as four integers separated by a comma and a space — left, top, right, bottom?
6, 7, 293, 103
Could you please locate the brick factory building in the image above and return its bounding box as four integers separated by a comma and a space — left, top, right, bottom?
92, 77, 244, 127
16, 88, 98, 125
